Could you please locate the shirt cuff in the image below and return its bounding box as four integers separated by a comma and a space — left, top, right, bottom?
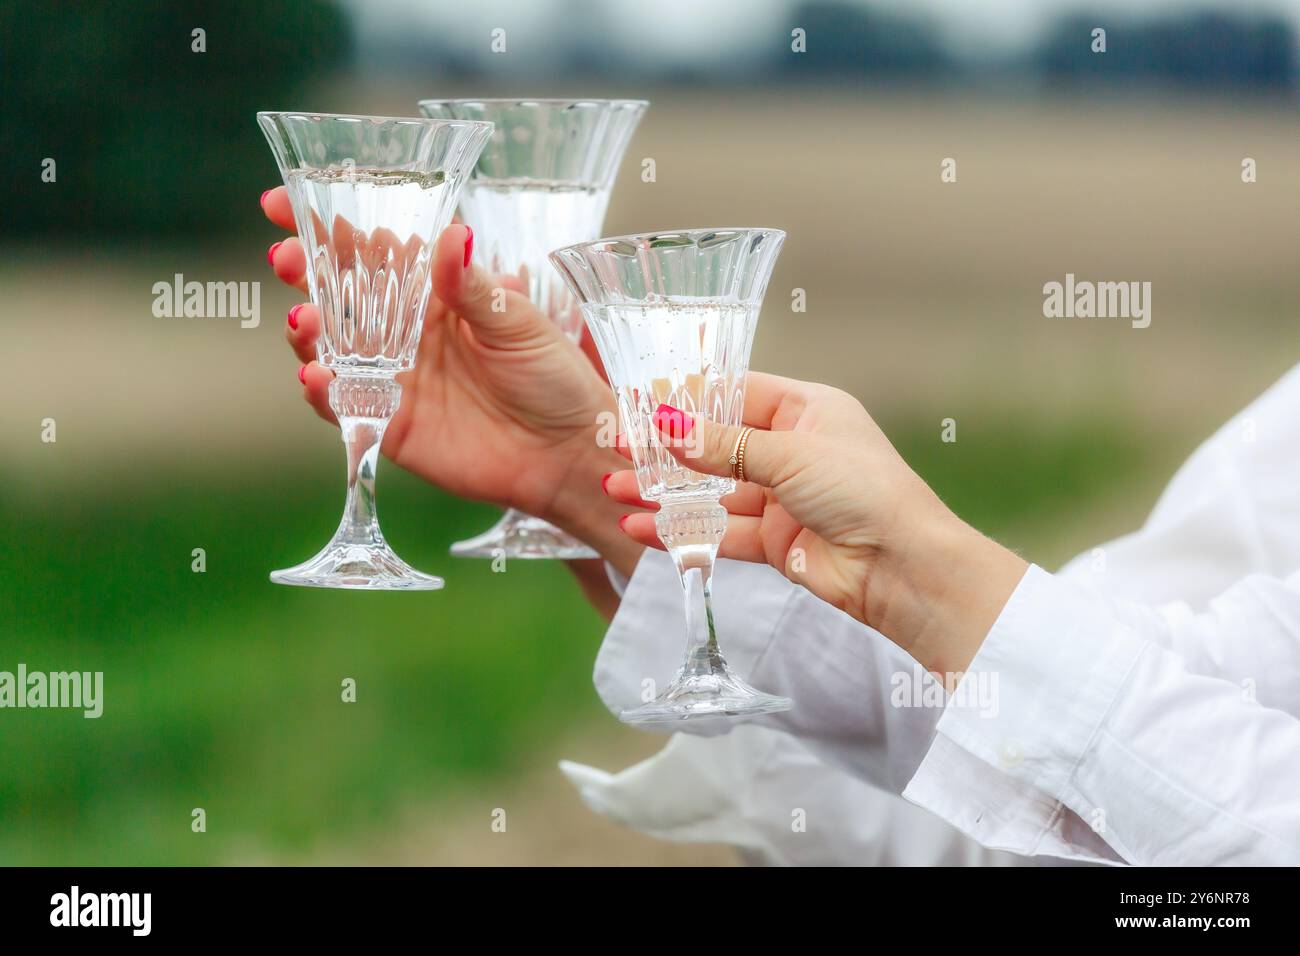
604, 560, 631, 599
902, 564, 1145, 862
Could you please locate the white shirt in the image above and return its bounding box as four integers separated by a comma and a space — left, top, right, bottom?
561, 364, 1300, 866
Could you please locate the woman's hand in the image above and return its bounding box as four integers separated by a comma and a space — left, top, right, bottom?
603, 372, 1028, 675
261, 187, 642, 579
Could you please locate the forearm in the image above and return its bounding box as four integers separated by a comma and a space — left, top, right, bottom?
866, 502, 1029, 683
548, 446, 645, 576
563, 558, 624, 621
544, 441, 646, 618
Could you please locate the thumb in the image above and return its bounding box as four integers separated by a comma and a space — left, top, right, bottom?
431, 223, 556, 351
651, 403, 802, 490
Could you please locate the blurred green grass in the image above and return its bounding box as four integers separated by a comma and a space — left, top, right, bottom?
892, 410, 1173, 565
0, 413, 1172, 864
0, 454, 611, 865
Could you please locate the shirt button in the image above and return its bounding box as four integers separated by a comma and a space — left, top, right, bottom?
998, 740, 1023, 768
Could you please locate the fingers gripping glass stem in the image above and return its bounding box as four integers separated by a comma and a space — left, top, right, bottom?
551, 227, 792, 722
258, 111, 493, 589
418, 99, 646, 561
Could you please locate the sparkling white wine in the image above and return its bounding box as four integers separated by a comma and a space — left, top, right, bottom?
584, 299, 757, 501
287, 166, 454, 372
458, 178, 608, 337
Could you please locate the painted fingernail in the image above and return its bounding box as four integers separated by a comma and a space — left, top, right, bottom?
652, 403, 693, 438
618, 514, 630, 532
601, 473, 613, 494
297, 365, 307, 385
260, 189, 271, 207
287, 304, 303, 330
463, 226, 474, 268
267, 241, 283, 266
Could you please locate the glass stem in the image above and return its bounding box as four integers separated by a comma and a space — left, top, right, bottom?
329, 375, 402, 547
655, 501, 729, 678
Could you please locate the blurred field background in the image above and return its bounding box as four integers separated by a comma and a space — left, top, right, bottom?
2, 0, 1298, 865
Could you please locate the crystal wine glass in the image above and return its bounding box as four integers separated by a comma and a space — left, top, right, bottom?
550, 229, 794, 722
258, 111, 493, 589
417, 98, 647, 560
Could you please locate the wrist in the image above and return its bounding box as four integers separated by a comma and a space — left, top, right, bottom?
865, 500, 1028, 681
543, 440, 645, 579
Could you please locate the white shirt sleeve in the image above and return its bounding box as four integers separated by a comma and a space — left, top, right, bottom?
596, 548, 947, 788
559, 725, 1039, 867
903, 564, 1300, 865
584, 367, 1300, 865
599, 551, 1300, 865
603, 561, 631, 599
587, 548, 1050, 865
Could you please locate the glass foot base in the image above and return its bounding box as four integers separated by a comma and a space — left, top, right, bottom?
619, 670, 793, 725
450, 509, 598, 560
271, 540, 444, 591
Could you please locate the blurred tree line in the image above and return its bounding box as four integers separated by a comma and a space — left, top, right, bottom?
778, 1, 950, 79
2, 1, 1294, 240
776, 2, 1295, 89
1037, 12, 1295, 89
1, 0, 351, 239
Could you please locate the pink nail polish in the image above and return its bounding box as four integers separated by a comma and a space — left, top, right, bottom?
260, 189, 271, 207
267, 241, 282, 266
297, 365, 307, 385
618, 514, 630, 532
463, 226, 474, 269
601, 473, 613, 494
287, 304, 303, 330
653, 403, 693, 438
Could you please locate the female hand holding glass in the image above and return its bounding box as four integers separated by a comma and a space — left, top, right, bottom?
261, 186, 643, 609
603, 372, 1029, 679
605, 370, 1300, 866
